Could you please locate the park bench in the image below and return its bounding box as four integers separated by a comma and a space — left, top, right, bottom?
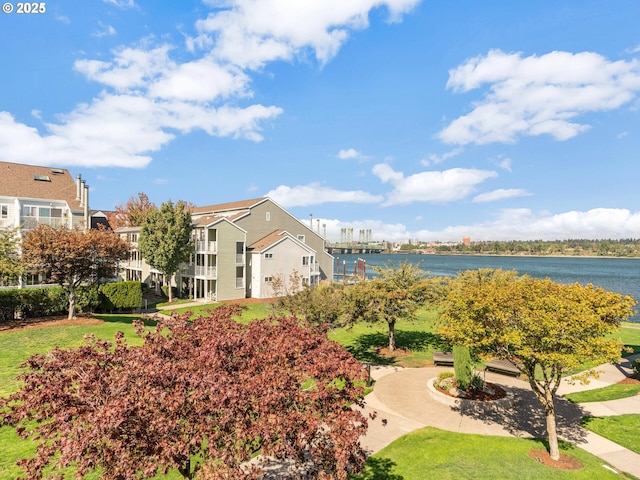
484, 359, 520, 377
433, 351, 454, 366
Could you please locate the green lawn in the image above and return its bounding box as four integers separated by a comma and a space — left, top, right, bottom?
351, 426, 634, 480
564, 384, 640, 403
581, 415, 640, 455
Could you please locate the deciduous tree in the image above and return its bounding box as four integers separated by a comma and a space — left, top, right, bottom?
345, 261, 427, 351
0, 226, 23, 285
107, 192, 157, 229
138, 200, 193, 302
438, 268, 636, 460
1, 305, 368, 479
21, 225, 129, 318
275, 282, 347, 328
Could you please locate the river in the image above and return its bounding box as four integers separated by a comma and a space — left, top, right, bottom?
333, 253, 640, 322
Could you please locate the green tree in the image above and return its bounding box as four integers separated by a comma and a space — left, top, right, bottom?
21, 225, 129, 319
275, 282, 346, 328
345, 261, 427, 351
438, 269, 636, 461
138, 200, 193, 303
0, 226, 23, 285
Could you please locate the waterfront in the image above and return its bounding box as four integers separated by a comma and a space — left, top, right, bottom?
334, 253, 640, 321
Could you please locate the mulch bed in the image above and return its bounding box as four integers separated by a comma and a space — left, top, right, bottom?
528, 450, 583, 470
435, 380, 508, 401
0, 315, 104, 333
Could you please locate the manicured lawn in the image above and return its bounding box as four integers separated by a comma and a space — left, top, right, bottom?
328, 308, 447, 367
351, 426, 633, 479
564, 384, 640, 403
581, 415, 640, 455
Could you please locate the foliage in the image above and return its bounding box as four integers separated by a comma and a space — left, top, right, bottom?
0, 226, 23, 285
581, 415, 640, 455
0, 285, 101, 322
107, 192, 157, 229
438, 268, 637, 460
632, 358, 640, 378
344, 260, 428, 351
453, 345, 473, 390
138, 200, 193, 303
0, 305, 368, 479
274, 282, 346, 328
100, 281, 143, 311
21, 225, 130, 319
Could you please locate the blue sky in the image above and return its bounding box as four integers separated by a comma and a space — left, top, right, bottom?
1, 0, 640, 243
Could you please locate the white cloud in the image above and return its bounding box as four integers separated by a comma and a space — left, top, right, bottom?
473, 188, 531, 203
152, 178, 168, 185
372, 163, 498, 205
439, 49, 640, 145
421, 147, 462, 166
494, 155, 512, 172
617, 131, 628, 139
103, 0, 135, 8
266, 183, 383, 207
192, 0, 420, 68
337, 148, 363, 160
93, 22, 117, 38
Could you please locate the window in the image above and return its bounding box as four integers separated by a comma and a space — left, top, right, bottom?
265, 276, 273, 282
23, 206, 37, 217
297, 234, 305, 243
0, 204, 7, 219
265, 253, 273, 259
33, 174, 51, 182
266, 212, 270, 221
302, 256, 309, 266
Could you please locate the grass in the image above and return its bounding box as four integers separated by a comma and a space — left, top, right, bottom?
564, 384, 640, 403
581, 415, 640, 455
351, 426, 633, 479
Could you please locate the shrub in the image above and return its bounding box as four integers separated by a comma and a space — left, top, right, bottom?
434, 371, 455, 391
453, 345, 473, 390
100, 281, 143, 312
632, 359, 640, 379
469, 373, 486, 392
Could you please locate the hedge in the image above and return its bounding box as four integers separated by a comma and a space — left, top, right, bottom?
100, 281, 143, 312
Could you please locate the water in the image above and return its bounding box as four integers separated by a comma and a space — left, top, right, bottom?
333, 253, 640, 322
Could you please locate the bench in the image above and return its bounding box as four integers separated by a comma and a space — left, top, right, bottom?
433, 351, 454, 366
484, 359, 520, 377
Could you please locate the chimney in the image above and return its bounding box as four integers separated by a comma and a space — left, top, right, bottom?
76, 174, 82, 201
83, 183, 90, 231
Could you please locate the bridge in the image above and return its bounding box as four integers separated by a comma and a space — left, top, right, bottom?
326, 242, 385, 255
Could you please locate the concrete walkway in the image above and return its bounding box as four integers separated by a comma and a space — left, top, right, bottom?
358, 354, 640, 478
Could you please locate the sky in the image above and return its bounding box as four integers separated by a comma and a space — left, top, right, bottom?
1, 0, 640, 243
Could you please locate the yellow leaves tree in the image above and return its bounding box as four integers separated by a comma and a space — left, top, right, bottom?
438, 269, 636, 461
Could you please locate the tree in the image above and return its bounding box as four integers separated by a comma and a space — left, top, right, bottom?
107, 192, 157, 229
275, 282, 346, 328
138, 200, 193, 302
438, 269, 636, 460
0, 226, 23, 285
21, 225, 129, 319
0, 305, 368, 479
345, 261, 427, 351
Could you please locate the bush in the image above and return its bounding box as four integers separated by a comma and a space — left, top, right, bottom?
160, 285, 178, 300
453, 345, 473, 390
469, 373, 486, 392
434, 371, 455, 391
0, 287, 68, 321
632, 359, 640, 379
100, 281, 143, 312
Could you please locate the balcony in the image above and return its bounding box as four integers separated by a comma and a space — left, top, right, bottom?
196, 240, 217, 253
236, 277, 244, 288
21, 217, 66, 229
125, 260, 143, 269
235, 253, 245, 264
310, 262, 320, 275
195, 266, 217, 278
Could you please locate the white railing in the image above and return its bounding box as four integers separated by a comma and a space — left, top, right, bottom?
195, 266, 217, 278
196, 240, 217, 252
310, 262, 320, 275
236, 253, 244, 264
21, 217, 66, 228
236, 277, 244, 288
126, 260, 143, 269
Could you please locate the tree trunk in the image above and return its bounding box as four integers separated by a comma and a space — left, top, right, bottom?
68, 288, 76, 319
545, 393, 560, 460
388, 320, 396, 351
168, 273, 174, 303
177, 458, 192, 479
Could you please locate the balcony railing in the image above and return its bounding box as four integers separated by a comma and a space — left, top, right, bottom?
236, 253, 245, 264
196, 240, 217, 252
125, 260, 143, 269
236, 277, 244, 288
21, 217, 66, 229
195, 266, 217, 278
310, 262, 320, 275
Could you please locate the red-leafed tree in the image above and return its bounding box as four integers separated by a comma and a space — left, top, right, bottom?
0, 305, 368, 479
21, 225, 130, 319
107, 192, 157, 229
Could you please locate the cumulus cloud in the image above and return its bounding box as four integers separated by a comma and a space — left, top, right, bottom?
372, 163, 498, 205
473, 188, 531, 203
438, 49, 640, 145
266, 183, 383, 207
0, 1, 418, 169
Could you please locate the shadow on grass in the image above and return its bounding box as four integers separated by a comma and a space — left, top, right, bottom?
350, 457, 404, 480
92, 314, 159, 328
345, 330, 447, 365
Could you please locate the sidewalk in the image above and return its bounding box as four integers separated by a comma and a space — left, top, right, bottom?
358, 355, 640, 477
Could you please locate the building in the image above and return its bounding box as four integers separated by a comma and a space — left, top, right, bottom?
0, 161, 91, 236
118, 197, 332, 301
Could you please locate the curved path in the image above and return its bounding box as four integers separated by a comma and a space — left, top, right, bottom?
358, 356, 640, 478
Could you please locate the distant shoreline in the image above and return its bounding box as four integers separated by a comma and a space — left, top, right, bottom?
384, 252, 640, 260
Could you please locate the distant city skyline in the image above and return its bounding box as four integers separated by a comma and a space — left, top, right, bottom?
1, 1, 639, 243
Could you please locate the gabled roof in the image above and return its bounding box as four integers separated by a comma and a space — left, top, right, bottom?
192, 197, 267, 215
0, 161, 83, 211
193, 214, 247, 232
248, 229, 315, 253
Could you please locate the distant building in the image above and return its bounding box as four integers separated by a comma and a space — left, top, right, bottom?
463, 236, 471, 247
